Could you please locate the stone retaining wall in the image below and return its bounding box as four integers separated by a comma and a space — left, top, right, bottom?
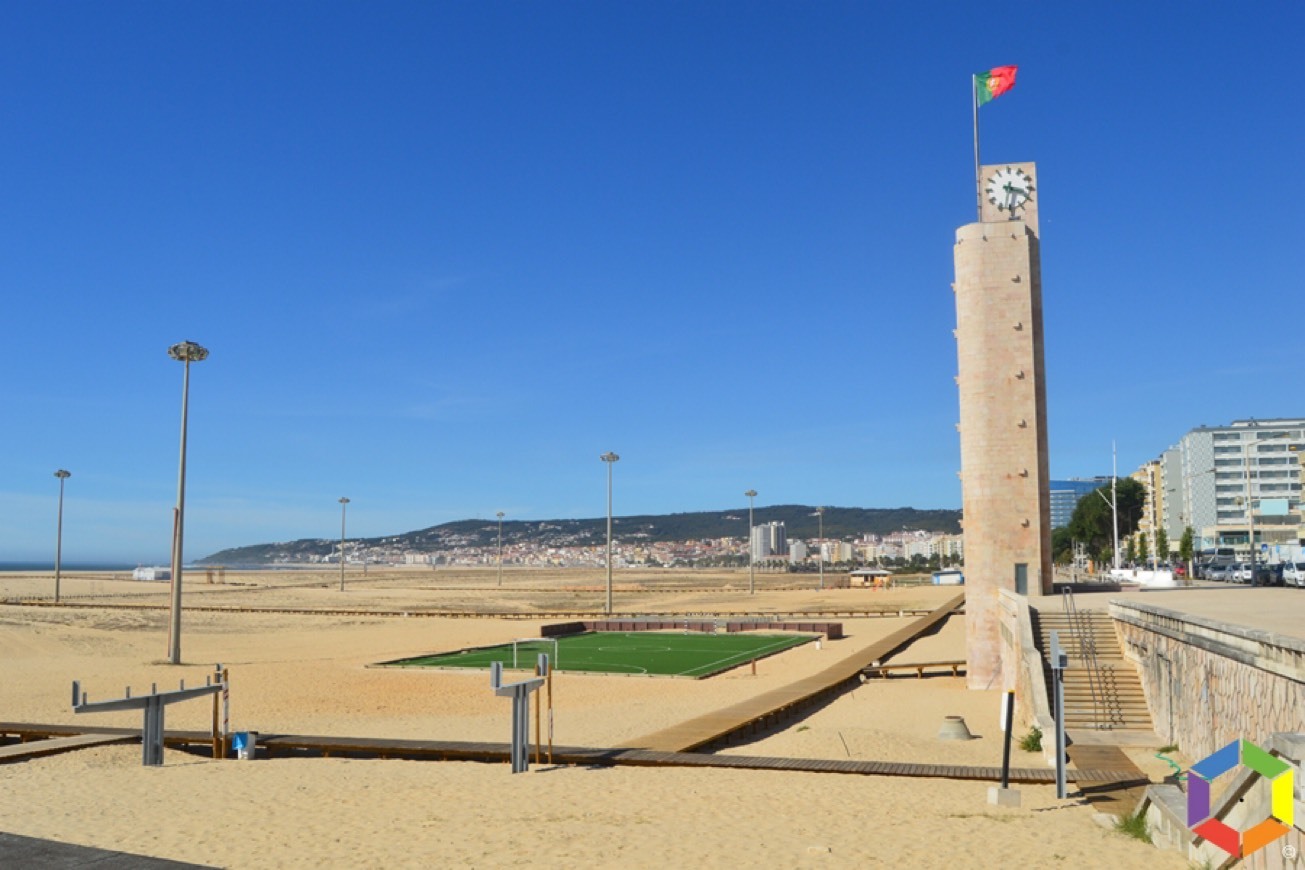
996, 589, 1055, 762
1110, 600, 1305, 760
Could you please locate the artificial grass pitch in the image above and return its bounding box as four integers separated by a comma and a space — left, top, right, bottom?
382, 631, 816, 678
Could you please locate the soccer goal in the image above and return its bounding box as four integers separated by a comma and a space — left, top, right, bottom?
511, 637, 559, 671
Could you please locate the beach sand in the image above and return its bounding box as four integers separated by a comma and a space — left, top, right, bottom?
0, 569, 1183, 868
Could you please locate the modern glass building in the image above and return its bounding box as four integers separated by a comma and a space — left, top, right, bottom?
1049, 478, 1111, 529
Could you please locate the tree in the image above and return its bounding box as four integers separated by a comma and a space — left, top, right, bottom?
1065, 478, 1146, 564
1179, 526, 1195, 564
1137, 533, 1149, 564
1156, 528, 1169, 561
1125, 536, 1136, 565
1051, 526, 1075, 565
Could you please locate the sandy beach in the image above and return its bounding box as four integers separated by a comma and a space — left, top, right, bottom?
0, 568, 1183, 867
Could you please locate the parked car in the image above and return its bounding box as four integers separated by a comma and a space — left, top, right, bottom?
1229, 563, 1252, 584
1285, 562, 1305, 588
1205, 563, 1232, 582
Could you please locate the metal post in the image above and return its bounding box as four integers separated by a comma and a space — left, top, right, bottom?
167, 341, 207, 665
1111, 442, 1120, 570
1050, 629, 1068, 799
1000, 689, 1015, 788
496, 511, 505, 586
817, 507, 825, 590
745, 490, 757, 595
338, 497, 350, 592
601, 452, 619, 614
53, 469, 70, 603
1245, 445, 1256, 583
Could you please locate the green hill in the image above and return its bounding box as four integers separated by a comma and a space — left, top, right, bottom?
199, 505, 960, 565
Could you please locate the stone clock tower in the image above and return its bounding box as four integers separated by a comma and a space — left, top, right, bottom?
953, 161, 1052, 690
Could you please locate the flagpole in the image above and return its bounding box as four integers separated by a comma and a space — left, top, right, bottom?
972, 74, 982, 221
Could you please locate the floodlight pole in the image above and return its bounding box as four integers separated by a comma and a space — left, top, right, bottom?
167, 340, 208, 666
53, 469, 70, 603
601, 452, 619, 614
745, 489, 757, 595
338, 497, 350, 592
497, 511, 505, 586
816, 507, 825, 590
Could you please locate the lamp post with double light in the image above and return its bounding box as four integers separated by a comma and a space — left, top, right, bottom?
53, 469, 70, 603
601, 452, 619, 614
744, 490, 757, 594
496, 511, 505, 587
815, 507, 825, 590
166, 340, 207, 665
338, 497, 350, 591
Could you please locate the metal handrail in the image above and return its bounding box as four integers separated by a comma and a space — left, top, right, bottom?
1061, 588, 1114, 729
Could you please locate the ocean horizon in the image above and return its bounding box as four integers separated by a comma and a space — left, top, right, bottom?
0, 561, 168, 572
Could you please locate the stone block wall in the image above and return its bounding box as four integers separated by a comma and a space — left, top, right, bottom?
997, 589, 1055, 760
1111, 600, 1305, 761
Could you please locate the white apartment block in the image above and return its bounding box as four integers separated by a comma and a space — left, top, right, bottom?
1149, 418, 1304, 557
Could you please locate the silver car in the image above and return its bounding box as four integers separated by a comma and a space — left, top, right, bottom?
1285, 562, 1305, 588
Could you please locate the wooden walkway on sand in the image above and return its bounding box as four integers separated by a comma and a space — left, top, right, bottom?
0, 732, 136, 763
621, 593, 965, 752
0, 722, 1127, 786
1065, 743, 1152, 816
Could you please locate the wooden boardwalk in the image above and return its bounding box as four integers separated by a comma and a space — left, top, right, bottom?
621, 593, 965, 752
1065, 743, 1152, 817
0, 722, 1126, 785
0, 732, 136, 763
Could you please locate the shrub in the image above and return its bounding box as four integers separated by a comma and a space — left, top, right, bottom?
1019, 725, 1043, 752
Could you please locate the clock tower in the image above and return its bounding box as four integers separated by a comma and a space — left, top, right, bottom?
953, 161, 1052, 690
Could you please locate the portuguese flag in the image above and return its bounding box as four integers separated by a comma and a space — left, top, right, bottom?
975, 65, 1018, 105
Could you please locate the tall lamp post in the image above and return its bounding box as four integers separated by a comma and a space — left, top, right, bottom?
1243, 432, 1289, 584
167, 340, 208, 665
53, 469, 70, 603
744, 489, 757, 595
338, 497, 350, 592
601, 452, 619, 614
815, 507, 825, 590
496, 511, 505, 587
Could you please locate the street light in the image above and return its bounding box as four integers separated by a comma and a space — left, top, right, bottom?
53, 469, 70, 603
601, 452, 619, 614
338, 497, 350, 592
496, 511, 505, 587
166, 340, 207, 665
744, 490, 757, 595
814, 507, 825, 590
1242, 432, 1290, 584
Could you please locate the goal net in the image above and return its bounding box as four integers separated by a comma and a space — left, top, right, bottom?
511, 637, 559, 671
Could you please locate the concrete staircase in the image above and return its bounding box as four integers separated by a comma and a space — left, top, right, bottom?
1034, 609, 1153, 731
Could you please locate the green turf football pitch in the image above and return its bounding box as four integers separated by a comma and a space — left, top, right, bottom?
382, 631, 815, 678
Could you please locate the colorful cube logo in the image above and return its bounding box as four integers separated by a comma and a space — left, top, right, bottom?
1187, 739, 1295, 858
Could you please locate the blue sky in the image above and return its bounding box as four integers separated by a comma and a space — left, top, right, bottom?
2, 2, 1301, 562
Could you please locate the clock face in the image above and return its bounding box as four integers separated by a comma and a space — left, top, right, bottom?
985, 166, 1034, 214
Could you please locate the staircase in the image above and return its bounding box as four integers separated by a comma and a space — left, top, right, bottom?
1034, 609, 1153, 731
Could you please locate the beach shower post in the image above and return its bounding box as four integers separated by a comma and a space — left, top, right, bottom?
491, 655, 548, 773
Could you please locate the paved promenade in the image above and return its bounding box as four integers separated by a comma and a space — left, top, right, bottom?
1043, 584, 1305, 641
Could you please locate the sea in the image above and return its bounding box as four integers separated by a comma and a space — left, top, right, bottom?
0, 562, 159, 572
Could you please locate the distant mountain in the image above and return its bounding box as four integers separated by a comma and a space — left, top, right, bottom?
198, 505, 960, 565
